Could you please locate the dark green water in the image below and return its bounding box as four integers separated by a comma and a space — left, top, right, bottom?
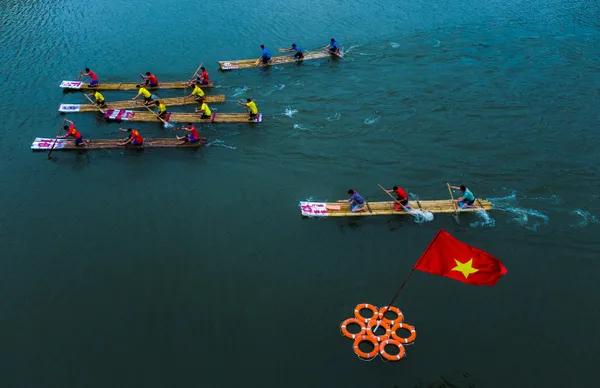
1, 0, 599, 386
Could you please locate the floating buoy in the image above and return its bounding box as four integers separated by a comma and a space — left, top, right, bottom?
354, 303, 378, 323
340, 318, 366, 339
379, 339, 406, 361
378, 305, 404, 325
391, 322, 417, 344
352, 335, 379, 360
366, 319, 391, 342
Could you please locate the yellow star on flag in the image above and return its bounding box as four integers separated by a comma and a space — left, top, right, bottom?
451, 258, 479, 279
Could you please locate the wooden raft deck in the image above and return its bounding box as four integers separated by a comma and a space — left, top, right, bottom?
31, 137, 204, 151
58, 95, 226, 113
218, 51, 332, 71
60, 80, 214, 91
103, 110, 262, 123
300, 200, 492, 217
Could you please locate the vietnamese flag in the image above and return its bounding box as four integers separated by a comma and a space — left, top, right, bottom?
414, 229, 507, 286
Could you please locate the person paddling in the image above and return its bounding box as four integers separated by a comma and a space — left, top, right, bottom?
185, 81, 205, 101
91, 90, 106, 108
282, 43, 304, 59
195, 98, 212, 119
78, 68, 99, 86
140, 72, 159, 87
58, 120, 89, 146
199, 67, 210, 85
324, 38, 341, 55
118, 128, 143, 146
449, 184, 476, 208
132, 85, 154, 105
258, 45, 271, 64
155, 100, 168, 120
385, 185, 410, 211
237, 98, 259, 121
175, 123, 206, 144
342, 189, 365, 213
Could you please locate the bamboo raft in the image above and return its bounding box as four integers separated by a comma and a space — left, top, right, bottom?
218, 51, 332, 71
60, 80, 214, 91
58, 95, 226, 113
300, 200, 492, 217
31, 137, 204, 151
103, 109, 262, 123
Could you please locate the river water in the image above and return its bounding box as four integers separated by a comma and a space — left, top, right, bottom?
1, 0, 599, 386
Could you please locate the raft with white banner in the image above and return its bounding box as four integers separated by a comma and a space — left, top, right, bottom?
59, 80, 214, 91
31, 137, 205, 151
103, 109, 262, 123
57, 95, 226, 113
218, 51, 332, 71
300, 200, 492, 217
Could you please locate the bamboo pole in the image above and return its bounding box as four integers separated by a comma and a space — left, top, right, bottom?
48, 119, 66, 159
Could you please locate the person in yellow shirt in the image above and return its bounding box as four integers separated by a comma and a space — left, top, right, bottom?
132, 84, 154, 105
195, 98, 212, 119
91, 90, 106, 108
238, 98, 259, 120
185, 81, 205, 101
154, 100, 168, 119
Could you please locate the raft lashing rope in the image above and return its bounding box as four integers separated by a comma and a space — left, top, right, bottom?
339, 303, 417, 362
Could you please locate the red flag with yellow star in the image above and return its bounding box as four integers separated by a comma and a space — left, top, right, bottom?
414, 229, 507, 286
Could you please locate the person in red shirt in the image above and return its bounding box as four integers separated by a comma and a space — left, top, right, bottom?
119, 128, 143, 146
176, 123, 206, 144
386, 185, 410, 211
199, 67, 210, 85
78, 68, 99, 86
58, 120, 89, 146
140, 72, 159, 87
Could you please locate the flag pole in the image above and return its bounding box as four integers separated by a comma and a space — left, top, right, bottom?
378, 229, 443, 323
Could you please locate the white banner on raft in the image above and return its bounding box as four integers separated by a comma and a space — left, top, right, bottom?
58, 104, 81, 112
300, 202, 330, 217
60, 80, 83, 89
31, 138, 67, 150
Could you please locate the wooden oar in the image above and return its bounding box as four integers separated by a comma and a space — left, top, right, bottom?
185, 62, 204, 95
236, 100, 250, 113
377, 184, 410, 212
83, 93, 106, 114
48, 119, 66, 159
190, 62, 204, 81
142, 103, 172, 128
447, 183, 459, 213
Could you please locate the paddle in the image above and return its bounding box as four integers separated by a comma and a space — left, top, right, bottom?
447, 183, 459, 213
377, 184, 411, 212
84, 93, 106, 114
236, 100, 250, 113
185, 62, 204, 94
48, 119, 66, 159
142, 103, 173, 129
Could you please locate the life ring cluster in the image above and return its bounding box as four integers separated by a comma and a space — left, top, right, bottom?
339, 303, 417, 361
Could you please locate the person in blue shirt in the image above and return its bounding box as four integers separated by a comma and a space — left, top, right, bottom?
324, 38, 341, 55
283, 43, 304, 59
345, 189, 365, 213
259, 45, 271, 64
450, 185, 476, 208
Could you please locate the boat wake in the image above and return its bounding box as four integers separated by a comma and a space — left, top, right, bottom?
570, 209, 598, 229
232, 86, 249, 97
206, 139, 236, 150
488, 192, 550, 231
411, 210, 434, 224
470, 210, 496, 228
283, 108, 298, 117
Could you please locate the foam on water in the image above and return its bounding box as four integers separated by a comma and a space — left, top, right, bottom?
411, 210, 434, 224
364, 116, 380, 125
206, 139, 237, 150
488, 191, 550, 230
570, 209, 599, 229
470, 210, 496, 228
327, 112, 341, 121
283, 108, 298, 117
390, 42, 400, 48
293, 124, 311, 131
233, 86, 249, 97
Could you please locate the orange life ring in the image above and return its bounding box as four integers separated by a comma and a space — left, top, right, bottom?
354, 303, 378, 323
378, 306, 404, 325
352, 335, 379, 360
340, 318, 366, 339
391, 322, 417, 344
379, 339, 406, 361
365, 319, 391, 342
